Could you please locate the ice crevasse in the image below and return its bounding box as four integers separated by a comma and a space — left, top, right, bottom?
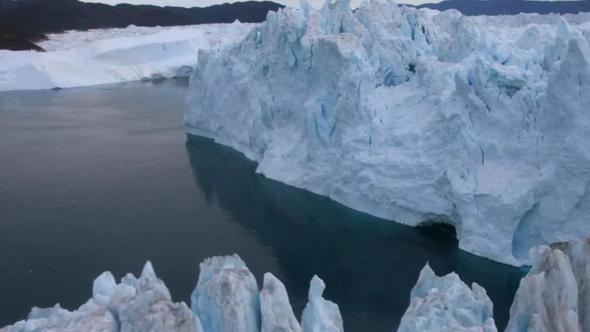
184, 0, 590, 266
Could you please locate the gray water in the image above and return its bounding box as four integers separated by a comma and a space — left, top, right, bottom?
0, 80, 525, 331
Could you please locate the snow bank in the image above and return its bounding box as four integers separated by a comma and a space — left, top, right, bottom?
0, 23, 254, 91
398, 264, 497, 332
184, 0, 590, 266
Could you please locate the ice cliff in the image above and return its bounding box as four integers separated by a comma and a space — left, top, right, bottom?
184, 0, 590, 266
1, 255, 341, 332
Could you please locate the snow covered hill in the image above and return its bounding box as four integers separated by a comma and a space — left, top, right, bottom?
184, 0, 590, 266
0, 23, 254, 91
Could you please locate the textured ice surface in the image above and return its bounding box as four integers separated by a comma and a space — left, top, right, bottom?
0, 23, 254, 91
185, 0, 590, 266
505, 239, 590, 332
190, 254, 261, 332
397, 264, 497, 332
0, 302, 117, 332
301, 276, 344, 332
260, 273, 302, 332
1, 262, 201, 332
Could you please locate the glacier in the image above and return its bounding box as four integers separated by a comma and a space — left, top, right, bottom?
184, 0, 590, 266
0, 23, 254, 92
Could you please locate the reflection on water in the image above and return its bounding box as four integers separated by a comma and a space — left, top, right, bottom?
0, 81, 523, 331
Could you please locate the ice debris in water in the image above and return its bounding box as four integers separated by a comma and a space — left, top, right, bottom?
184, 0, 590, 266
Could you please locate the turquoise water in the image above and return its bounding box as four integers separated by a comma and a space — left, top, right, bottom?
0, 81, 525, 331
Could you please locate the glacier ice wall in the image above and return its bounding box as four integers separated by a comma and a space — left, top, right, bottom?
397, 264, 497, 332
184, 0, 590, 266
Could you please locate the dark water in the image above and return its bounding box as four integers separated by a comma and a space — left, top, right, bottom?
0, 81, 525, 331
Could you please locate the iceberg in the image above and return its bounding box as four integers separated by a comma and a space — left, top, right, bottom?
0, 302, 117, 332
0, 23, 254, 92
184, 0, 590, 266
301, 276, 344, 332
190, 254, 260, 332
260, 273, 302, 332
1, 261, 201, 332
505, 239, 590, 332
2, 247, 588, 331
397, 264, 497, 332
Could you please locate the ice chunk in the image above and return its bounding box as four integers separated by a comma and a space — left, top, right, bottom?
301, 275, 343, 332
184, 0, 590, 266
260, 273, 302, 332
191, 254, 260, 332
505, 239, 590, 332
397, 264, 497, 332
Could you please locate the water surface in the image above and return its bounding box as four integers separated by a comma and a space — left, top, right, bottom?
0, 81, 525, 331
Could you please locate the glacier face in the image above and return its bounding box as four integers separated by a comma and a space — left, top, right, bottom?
184, 0, 590, 266
397, 264, 497, 332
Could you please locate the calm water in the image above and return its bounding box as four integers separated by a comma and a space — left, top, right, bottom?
0, 81, 525, 331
